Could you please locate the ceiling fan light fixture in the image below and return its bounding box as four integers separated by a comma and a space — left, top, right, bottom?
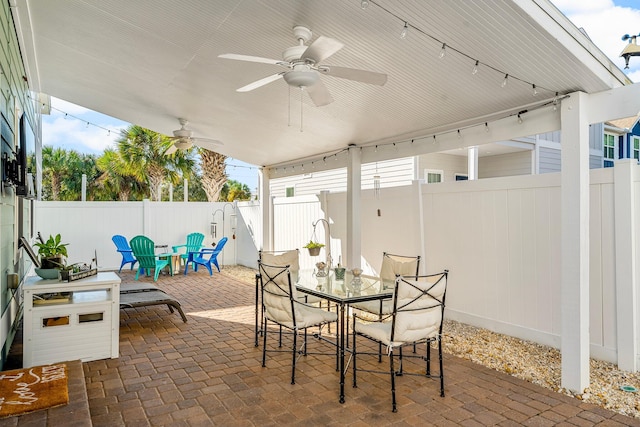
174, 139, 193, 150
283, 69, 319, 87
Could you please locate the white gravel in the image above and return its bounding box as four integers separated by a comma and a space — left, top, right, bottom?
222, 265, 640, 419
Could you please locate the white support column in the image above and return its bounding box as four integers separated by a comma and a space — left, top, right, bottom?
346, 146, 362, 269
169, 183, 173, 202
319, 190, 332, 267
560, 91, 590, 393
467, 146, 478, 180
183, 179, 188, 202
414, 179, 426, 274
259, 168, 272, 251
614, 159, 637, 372
81, 174, 87, 201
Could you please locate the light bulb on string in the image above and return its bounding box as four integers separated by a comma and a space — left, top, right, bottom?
553, 92, 559, 111
457, 129, 462, 139
485, 122, 489, 132
517, 114, 523, 124
433, 135, 436, 144
532, 84, 538, 96
472, 60, 479, 75
360, 0, 369, 9
439, 43, 446, 59
400, 22, 408, 39
501, 74, 509, 88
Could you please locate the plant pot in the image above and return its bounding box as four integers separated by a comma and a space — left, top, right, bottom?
35, 268, 60, 280
41, 255, 64, 269
307, 247, 321, 256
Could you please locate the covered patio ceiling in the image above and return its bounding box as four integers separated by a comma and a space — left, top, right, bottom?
12, 0, 631, 169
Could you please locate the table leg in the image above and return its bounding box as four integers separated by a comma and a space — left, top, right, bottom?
339, 302, 346, 404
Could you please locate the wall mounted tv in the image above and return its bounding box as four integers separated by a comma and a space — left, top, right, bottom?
16, 114, 35, 198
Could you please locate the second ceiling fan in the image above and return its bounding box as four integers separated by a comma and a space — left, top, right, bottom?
219, 26, 387, 107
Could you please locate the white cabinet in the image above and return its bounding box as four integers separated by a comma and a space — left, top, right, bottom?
23, 272, 121, 367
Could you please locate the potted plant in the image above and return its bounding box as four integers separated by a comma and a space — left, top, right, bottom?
34, 234, 69, 269
303, 240, 324, 256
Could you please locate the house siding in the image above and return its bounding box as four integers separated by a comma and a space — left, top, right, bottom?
0, 2, 42, 369
269, 157, 415, 197
480, 151, 532, 178
418, 153, 467, 182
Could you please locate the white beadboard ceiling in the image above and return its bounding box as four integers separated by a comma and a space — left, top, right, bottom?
12, 0, 630, 168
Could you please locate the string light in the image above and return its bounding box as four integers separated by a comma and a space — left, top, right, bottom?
501, 74, 509, 88
532, 84, 538, 96
439, 43, 446, 59
517, 114, 523, 124
457, 129, 462, 139
400, 22, 408, 39
485, 122, 489, 132
360, 0, 369, 9
553, 92, 559, 111
472, 60, 479, 75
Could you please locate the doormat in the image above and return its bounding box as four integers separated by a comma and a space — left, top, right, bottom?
0, 363, 68, 418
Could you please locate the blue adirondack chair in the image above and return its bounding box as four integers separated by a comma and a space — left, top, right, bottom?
172, 232, 205, 268
130, 235, 171, 281
112, 234, 137, 273
184, 237, 228, 276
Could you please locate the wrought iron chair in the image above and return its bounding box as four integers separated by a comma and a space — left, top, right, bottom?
130, 235, 171, 282
112, 234, 137, 273
259, 262, 338, 384
352, 270, 449, 412
184, 237, 228, 275
351, 252, 421, 356
172, 232, 205, 268
255, 249, 301, 346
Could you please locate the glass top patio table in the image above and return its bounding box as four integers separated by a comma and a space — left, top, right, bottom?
295, 269, 394, 404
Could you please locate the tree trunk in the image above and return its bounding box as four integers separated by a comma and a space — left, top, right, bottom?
200, 150, 227, 202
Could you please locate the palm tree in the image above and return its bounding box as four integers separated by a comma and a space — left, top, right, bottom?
41, 146, 70, 200
96, 149, 144, 201
199, 149, 227, 202
220, 179, 252, 201
117, 125, 195, 201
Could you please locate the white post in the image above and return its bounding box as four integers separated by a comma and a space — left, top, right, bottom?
184, 179, 188, 202
560, 91, 590, 393
347, 145, 362, 269
319, 190, 332, 267
614, 159, 637, 371
259, 168, 272, 251
414, 179, 426, 274
467, 146, 478, 180
169, 183, 173, 202
81, 174, 87, 201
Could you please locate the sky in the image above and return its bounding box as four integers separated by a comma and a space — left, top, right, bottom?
41, 0, 640, 190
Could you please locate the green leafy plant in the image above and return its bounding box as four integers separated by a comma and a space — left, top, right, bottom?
34, 234, 69, 258
303, 240, 325, 249
35, 234, 70, 269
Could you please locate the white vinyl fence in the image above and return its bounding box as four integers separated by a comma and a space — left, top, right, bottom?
34, 161, 639, 368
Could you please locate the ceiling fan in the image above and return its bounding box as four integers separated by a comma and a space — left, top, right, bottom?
165, 118, 223, 155
218, 26, 387, 107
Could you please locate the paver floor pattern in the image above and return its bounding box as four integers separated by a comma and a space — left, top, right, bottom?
82, 270, 639, 426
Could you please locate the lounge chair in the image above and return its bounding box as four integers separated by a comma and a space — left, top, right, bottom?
120, 282, 187, 322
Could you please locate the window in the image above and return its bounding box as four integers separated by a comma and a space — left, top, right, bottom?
424, 169, 443, 183
633, 136, 640, 161
603, 134, 615, 159
285, 187, 295, 197
603, 133, 615, 167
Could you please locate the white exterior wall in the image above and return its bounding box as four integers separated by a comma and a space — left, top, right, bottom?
417, 153, 467, 182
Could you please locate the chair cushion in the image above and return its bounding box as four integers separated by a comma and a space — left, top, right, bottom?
351, 299, 393, 315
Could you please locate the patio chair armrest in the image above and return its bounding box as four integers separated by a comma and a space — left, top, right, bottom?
172, 244, 186, 252
194, 248, 215, 255
117, 249, 133, 254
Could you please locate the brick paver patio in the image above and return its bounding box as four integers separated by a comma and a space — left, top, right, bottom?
49, 269, 640, 425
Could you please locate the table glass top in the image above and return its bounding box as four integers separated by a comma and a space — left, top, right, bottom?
295, 269, 394, 303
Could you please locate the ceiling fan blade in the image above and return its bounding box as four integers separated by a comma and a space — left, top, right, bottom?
165, 144, 178, 155
218, 53, 284, 66
306, 79, 334, 107
318, 65, 387, 86
194, 138, 224, 151
302, 36, 344, 64
237, 73, 284, 92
